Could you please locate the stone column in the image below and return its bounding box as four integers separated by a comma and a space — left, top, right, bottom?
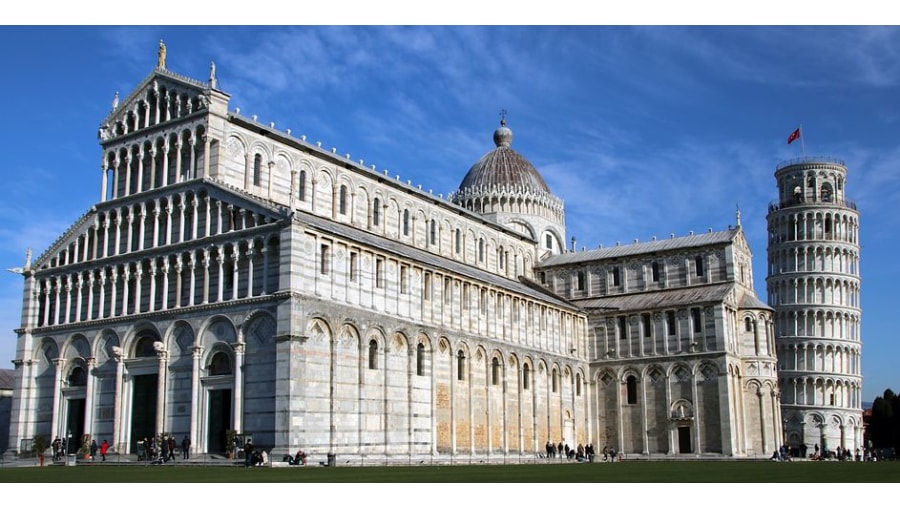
63, 274, 72, 324
202, 134, 210, 178
204, 196, 212, 238
112, 157, 121, 200
86, 273, 95, 321
97, 270, 107, 319
149, 147, 157, 190
161, 258, 170, 311
154, 343, 168, 436
175, 257, 183, 309
190, 346, 202, 457
152, 201, 161, 248
109, 269, 118, 318
232, 342, 245, 433
83, 357, 96, 440
148, 261, 158, 312
178, 194, 186, 243
216, 247, 225, 302
74, 274, 84, 323
51, 277, 62, 325
162, 140, 170, 187
136, 147, 145, 193
138, 203, 147, 251
191, 195, 199, 240
202, 249, 210, 304
245, 246, 255, 298
189, 251, 197, 306
124, 153, 133, 197
165, 197, 174, 245
174, 140, 183, 183
134, 264, 143, 314
216, 201, 223, 235
52, 359, 64, 438
126, 208, 135, 254
188, 137, 197, 180
231, 246, 239, 301
101, 162, 109, 202
113, 209, 122, 256
121, 267, 130, 317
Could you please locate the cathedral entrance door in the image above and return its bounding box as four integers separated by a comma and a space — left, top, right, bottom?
129, 374, 158, 453
207, 389, 232, 453
65, 398, 86, 454
677, 426, 692, 454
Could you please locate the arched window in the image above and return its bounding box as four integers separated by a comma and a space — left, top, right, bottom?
523, 363, 531, 390
575, 373, 582, 396
368, 340, 378, 370
745, 317, 753, 332
253, 154, 262, 186
626, 375, 638, 404
545, 234, 553, 250
478, 238, 484, 262
338, 185, 348, 215
209, 351, 233, 376
68, 366, 86, 386
552, 369, 559, 393
695, 255, 704, 277
135, 336, 157, 357
298, 170, 306, 202
491, 357, 500, 386
416, 343, 425, 376
372, 198, 381, 226
455, 229, 462, 254
429, 220, 436, 245
457, 350, 465, 381
651, 261, 660, 282
576, 272, 585, 291
403, 209, 410, 236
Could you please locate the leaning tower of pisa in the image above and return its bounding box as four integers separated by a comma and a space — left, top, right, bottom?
766, 157, 863, 458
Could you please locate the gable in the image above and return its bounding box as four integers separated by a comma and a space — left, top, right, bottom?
98, 69, 211, 144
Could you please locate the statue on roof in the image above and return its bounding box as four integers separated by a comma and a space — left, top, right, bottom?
157, 40, 167, 69
209, 60, 217, 89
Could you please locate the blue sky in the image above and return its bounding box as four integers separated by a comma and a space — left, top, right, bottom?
1, 23, 898, 403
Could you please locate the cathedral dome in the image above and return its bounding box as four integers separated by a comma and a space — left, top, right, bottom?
456, 119, 551, 195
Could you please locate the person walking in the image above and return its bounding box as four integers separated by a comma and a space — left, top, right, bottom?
90, 439, 98, 461
182, 435, 191, 460
244, 439, 254, 467
100, 440, 109, 462
161, 436, 170, 463
167, 435, 177, 461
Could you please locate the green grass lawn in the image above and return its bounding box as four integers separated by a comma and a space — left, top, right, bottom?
1, 461, 898, 483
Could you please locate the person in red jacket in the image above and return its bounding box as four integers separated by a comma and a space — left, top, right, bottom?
100, 440, 109, 462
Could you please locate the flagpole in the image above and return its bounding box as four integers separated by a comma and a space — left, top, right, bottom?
800, 123, 806, 158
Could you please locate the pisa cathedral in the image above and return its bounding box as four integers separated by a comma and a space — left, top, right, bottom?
5, 45, 860, 462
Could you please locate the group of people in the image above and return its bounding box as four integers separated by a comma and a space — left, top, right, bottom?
242, 439, 269, 467
284, 449, 308, 466
544, 441, 601, 463
50, 436, 109, 461
139, 435, 192, 463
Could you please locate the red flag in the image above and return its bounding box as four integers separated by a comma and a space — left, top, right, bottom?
787, 128, 801, 144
